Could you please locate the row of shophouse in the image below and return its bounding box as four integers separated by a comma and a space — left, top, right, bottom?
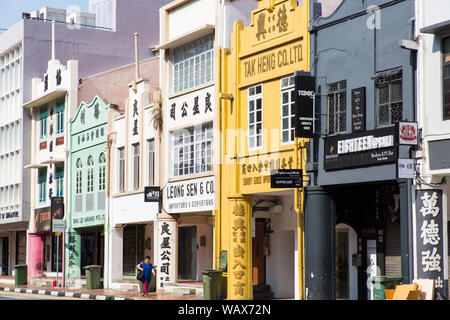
0, 0, 450, 300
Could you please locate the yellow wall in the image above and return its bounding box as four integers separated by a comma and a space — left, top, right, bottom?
217, 0, 309, 299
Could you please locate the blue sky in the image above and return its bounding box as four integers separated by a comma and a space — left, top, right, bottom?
0, 0, 89, 30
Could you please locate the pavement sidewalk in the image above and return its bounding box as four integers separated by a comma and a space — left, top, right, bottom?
0, 282, 203, 300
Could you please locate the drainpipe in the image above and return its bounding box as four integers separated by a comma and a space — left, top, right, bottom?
106, 130, 117, 289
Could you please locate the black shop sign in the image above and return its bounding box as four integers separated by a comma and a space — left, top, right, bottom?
324, 126, 397, 171
415, 189, 447, 300
294, 73, 315, 138
144, 186, 161, 202
351, 87, 366, 132
270, 169, 302, 188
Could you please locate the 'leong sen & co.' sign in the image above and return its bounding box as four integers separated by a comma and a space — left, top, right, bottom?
164, 176, 215, 213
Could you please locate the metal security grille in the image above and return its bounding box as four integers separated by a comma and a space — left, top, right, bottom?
376, 71, 403, 127
327, 81, 346, 134
384, 222, 401, 276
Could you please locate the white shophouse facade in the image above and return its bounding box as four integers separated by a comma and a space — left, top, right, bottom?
22, 54, 78, 285
157, 0, 256, 291
415, 0, 450, 299
107, 61, 160, 291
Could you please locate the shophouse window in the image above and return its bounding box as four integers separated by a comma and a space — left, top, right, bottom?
54, 163, 64, 197
443, 37, 450, 120
87, 156, 94, 193
376, 70, 403, 127
171, 122, 213, 177
147, 139, 155, 186
55, 100, 65, 137
281, 75, 295, 144
39, 105, 48, 143
118, 147, 125, 192
38, 167, 47, 204
173, 33, 214, 93
76, 159, 82, 194
99, 153, 106, 191
248, 84, 263, 149
133, 143, 140, 190
327, 81, 346, 134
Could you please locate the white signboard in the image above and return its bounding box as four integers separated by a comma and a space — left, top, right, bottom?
167, 85, 215, 129
52, 219, 65, 233
397, 158, 414, 179
157, 220, 176, 289
164, 176, 215, 213
398, 121, 418, 145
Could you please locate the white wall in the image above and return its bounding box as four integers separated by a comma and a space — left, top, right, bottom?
261, 193, 297, 299
168, 0, 216, 39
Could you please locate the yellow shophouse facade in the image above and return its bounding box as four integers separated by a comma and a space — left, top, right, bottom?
217, 0, 309, 300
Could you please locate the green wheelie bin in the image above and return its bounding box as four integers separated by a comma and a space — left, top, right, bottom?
202, 270, 223, 300
14, 264, 27, 286
84, 265, 102, 290
371, 276, 403, 300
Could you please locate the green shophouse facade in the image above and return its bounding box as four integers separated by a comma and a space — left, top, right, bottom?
66, 95, 113, 284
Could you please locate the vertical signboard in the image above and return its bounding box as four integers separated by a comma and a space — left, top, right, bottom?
51, 197, 65, 233
157, 220, 176, 289
294, 74, 315, 138
351, 87, 366, 132
415, 189, 447, 300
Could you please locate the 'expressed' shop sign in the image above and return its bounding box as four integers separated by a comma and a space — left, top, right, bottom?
164, 176, 215, 213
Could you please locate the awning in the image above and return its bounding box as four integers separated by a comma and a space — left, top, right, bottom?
371, 67, 402, 81
24, 163, 47, 169
23, 89, 66, 109
420, 19, 450, 37
155, 24, 215, 50
41, 157, 65, 164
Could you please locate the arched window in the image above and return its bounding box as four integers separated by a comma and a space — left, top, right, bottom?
76, 158, 82, 194
87, 156, 94, 193
99, 153, 106, 191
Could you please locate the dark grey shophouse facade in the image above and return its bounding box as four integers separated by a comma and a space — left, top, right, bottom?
304, 0, 417, 300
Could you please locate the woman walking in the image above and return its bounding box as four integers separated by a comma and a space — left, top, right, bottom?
137, 256, 156, 296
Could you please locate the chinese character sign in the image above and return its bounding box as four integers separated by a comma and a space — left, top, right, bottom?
157, 220, 176, 289
229, 199, 252, 299
415, 190, 447, 300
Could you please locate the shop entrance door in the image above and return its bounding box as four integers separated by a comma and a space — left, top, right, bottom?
178, 226, 197, 281
0, 238, 8, 275
366, 239, 377, 300
123, 225, 145, 277
80, 234, 95, 276
335, 224, 358, 300
252, 219, 265, 285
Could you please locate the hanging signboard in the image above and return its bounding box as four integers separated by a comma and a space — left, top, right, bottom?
415, 189, 447, 300
397, 158, 414, 179
51, 197, 65, 233
270, 169, 302, 188
294, 73, 315, 138
397, 121, 418, 145
144, 186, 161, 202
